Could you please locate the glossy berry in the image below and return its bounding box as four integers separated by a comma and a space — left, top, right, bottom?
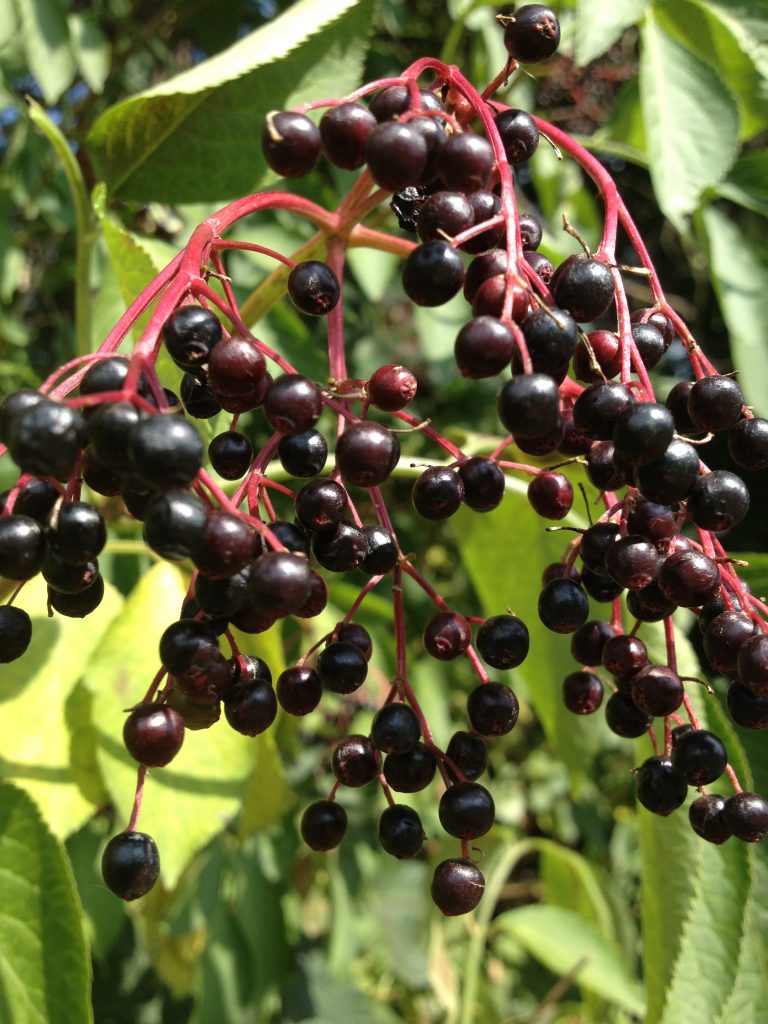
278, 429, 328, 477
423, 611, 471, 661
332, 735, 379, 787
412, 467, 464, 520
446, 731, 487, 781
538, 578, 589, 634
439, 782, 495, 839
101, 832, 160, 901
498, 373, 560, 440
248, 551, 311, 617
551, 254, 614, 322
11, 478, 60, 523
0, 515, 47, 580
728, 417, 768, 471
162, 306, 221, 370
604, 535, 660, 590
369, 84, 441, 122
455, 317, 514, 378
495, 108, 539, 163
224, 679, 278, 735
630, 664, 684, 717
431, 859, 484, 916
605, 692, 652, 738
686, 470, 750, 533
737, 634, 768, 694
602, 634, 648, 680
658, 550, 721, 608
378, 805, 424, 859
335, 421, 400, 487
635, 439, 700, 503
195, 511, 254, 578
727, 682, 768, 730
383, 744, 437, 792
573, 330, 621, 383
703, 611, 756, 675
207, 336, 267, 409
722, 792, 768, 842
613, 403, 674, 466
689, 794, 731, 844
143, 489, 207, 561
570, 620, 617, 667
7, 400, 86, 478
181, 373, 221, 419
0, 388, 44, 444
631, 322, 666, 369
665, 381, 699, 435
264, 375, 322, 436
317, 641, 368, 694
129, 415, 203, 489
437, 132, 494, 192
123, 704, 185, 767
48, 502, 106, 565
277, 666, 322, 716
209, 431, 253, 480
579, 522, 620, 572
503, 4, 560, 63
295, 478, 348, 531
371, 703, 421, 754
0, 606, 33, 663
288, 261, 340, 316
671, 728, 728, 785
458, 457, 505, 511
402, 241, 465, 306
522, 307, 579, 369
361, 525, 398, 574
319, 101, 376, 169
687, 375, 743, 433
48, 576, 105, 618
573, 382, 634, 441
562, 671, 603, 714
476, 614, 529, 669
334, 622, 373, 661
301, 800, 347, 851
417, 190, 474, 243
527, 471, 574, 521
636, 757, 687, 816
366, 122, 428, 190
368, 364, 417, 411
262, 110, 321, 177
467, 682, 519, 735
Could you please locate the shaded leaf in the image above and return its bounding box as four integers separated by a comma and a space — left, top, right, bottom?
12, 0, 76, 104
87, 0, 376, 202
718, 150, 768, 217
639, 11, 740, 224
67, 12, 109, 95
495, 903, 644, 1016
0, 783, 92, 1024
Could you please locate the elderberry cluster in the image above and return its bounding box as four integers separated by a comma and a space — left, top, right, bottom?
2, 4, 767, 917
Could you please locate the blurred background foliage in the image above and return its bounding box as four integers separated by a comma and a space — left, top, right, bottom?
0, 1, 767, 1022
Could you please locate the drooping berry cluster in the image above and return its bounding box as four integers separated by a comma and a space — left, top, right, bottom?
2, 5, 767, 915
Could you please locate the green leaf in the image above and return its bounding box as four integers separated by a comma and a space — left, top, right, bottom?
67, 12, 110, 95
12, 0, 76, 104
87, 0, 376, 202
92, 183, 168, 310
730, 552, 768, 602
575, 0, 650, 65
454, 480, 601, 780
494, 904, 645, 1016
0, 783, 92, 1024
639, 10, 740, 224
368, 860, 430, 989
539, 840, 618, 942
653, 0, 768, 138
84, 562, 260, 888
718, 150, 768, 217
0, 574, 122, 837
701, 205, 768, 410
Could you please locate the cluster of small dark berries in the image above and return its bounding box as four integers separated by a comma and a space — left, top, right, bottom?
3, 4, 767, 917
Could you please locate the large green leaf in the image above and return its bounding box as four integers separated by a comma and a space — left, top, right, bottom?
654, 0, 768, 138
0, 574, 122, 837
494, 904, 645, 1017
702, 205, 768, 410
11, 0, 76, 104
83, 562, 264, 888
639, 10, 740, 225
454, 480, 601, 780
87, 0, 376, 202
0, 783, 92, 1024
575, 0, 650, 65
